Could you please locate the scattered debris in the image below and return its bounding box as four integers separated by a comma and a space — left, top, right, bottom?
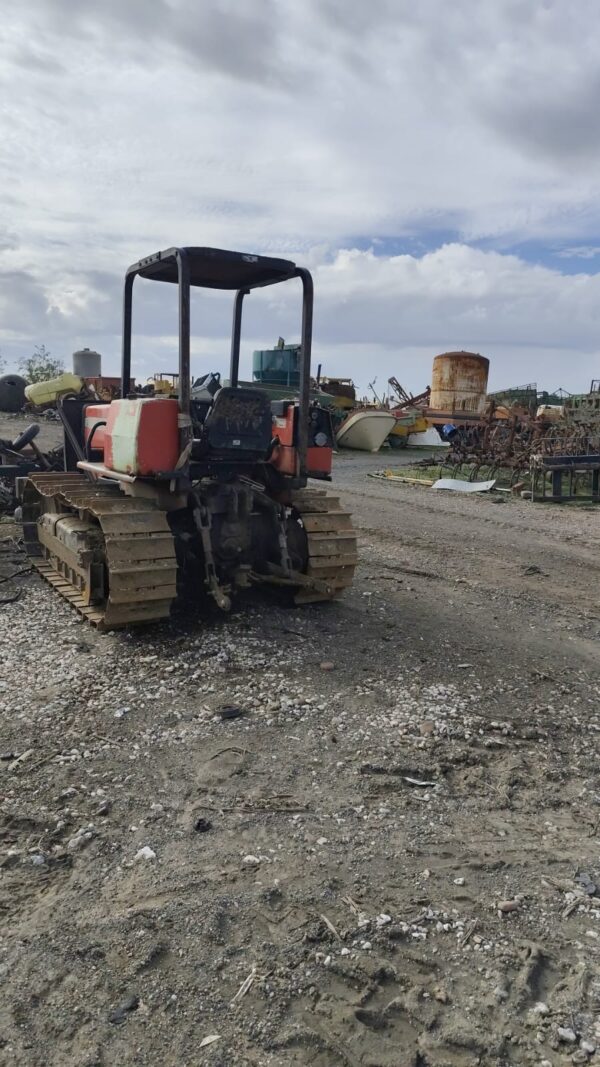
576, 872, 598, 896
231, 967, 257, 1006
134, 846, 156, 862
219, 705, 249, 721
432, 478, 496, 493
320, 913, 343, 941
108, 994, 140, 1025
199, 1035, 221, 1049
194, 817, 212, 833
6, 748, 34, 772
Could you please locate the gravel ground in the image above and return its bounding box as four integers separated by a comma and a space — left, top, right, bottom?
2, 422, 600, 1066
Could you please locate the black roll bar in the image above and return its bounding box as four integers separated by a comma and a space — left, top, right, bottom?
121, 250, 314, 478
229, 288, 248, 388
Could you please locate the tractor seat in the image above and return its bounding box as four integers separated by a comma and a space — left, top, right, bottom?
201, 386, 273, 459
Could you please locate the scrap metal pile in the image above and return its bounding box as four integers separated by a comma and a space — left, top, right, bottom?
0, 424, 63, 513
440, 399, 600, 485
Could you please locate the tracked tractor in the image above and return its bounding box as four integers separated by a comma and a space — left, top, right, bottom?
20, 247, 357, 628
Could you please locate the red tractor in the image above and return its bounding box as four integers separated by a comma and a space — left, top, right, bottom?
20, 246, 357, 627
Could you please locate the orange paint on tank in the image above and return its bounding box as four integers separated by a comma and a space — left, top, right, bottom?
104, 398, 179, 475
306, 445, 332, 477
84, 403, 110, 455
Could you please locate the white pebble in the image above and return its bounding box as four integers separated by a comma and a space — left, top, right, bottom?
134, 846, 156, 862
557, 1027, 577, 1044
532, 1002, 550, 1016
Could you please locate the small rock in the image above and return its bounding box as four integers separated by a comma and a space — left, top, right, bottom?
219, 705, 248, 721
498, 899, 520, 913
419, 721, 434, 736
532, 1002, 550, 1016
58, 786, 78, 800
454, 877, 465, 886
30, 854, 46, 867
360, 941, 372, 950
95, 799, 112, 817
316, 837, 328, 846
194, 817, 212, 833
577, 873, 598, 896
581, 1040, 596, 1054
319, 661, 335, 671
242, 854, 260, 866
108, 994, 139, 1025
557, 1027, 577, 1044
67, 825, 95, 851
134, 846, 156, 863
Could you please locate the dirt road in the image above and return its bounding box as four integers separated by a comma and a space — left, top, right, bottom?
2, 440, 600, 1066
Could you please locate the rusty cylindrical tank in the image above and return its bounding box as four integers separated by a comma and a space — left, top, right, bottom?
430, 351, 489, 414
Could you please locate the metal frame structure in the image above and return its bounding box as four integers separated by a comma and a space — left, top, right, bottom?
120, 246, 313, 478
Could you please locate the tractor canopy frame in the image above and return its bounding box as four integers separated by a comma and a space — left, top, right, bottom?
121, 246, 314, 477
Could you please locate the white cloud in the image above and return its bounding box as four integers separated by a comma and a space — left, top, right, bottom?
1, 1, 600, 390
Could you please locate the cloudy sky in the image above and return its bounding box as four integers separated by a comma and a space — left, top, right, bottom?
2, 0, 600, 394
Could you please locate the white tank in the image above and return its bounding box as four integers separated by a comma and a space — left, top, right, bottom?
73, 347, 101, 377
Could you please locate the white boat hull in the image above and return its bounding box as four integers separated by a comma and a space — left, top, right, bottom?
407, 427, 449, 447
336, 411, 397, 452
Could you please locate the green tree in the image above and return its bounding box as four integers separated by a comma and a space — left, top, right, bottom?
18, 345, 64, 384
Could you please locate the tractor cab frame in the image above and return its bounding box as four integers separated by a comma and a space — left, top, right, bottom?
121, 247, 313, 483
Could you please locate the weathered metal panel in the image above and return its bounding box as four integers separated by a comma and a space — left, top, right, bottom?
430, 352, 490, 414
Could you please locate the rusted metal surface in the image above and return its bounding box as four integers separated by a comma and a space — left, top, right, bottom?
21, 472, 177, 628
430, 352, 490, 415
388, 378, 431, 410
290, 488, 357, 604
439, 403, 600, 488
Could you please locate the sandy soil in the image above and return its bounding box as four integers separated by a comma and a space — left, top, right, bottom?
2, 424, 600, 1066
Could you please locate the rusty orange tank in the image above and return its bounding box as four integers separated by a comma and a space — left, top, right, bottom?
430, 352, 489, 415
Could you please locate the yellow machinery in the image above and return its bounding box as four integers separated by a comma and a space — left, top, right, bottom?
147, 372, 179, 396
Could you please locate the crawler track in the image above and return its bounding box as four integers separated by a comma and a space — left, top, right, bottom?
22, 473, 177, 629
291, 488, 358, 603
